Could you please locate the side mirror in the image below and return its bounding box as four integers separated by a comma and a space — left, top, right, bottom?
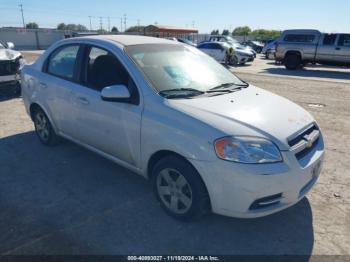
101, 85, 131, 102
6, 42, 15, 49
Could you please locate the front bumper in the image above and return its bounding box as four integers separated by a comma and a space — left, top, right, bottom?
190, 135, 325, 218
0, 74, 20, 86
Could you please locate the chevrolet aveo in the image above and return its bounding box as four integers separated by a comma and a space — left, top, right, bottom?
21, 35, 324, 220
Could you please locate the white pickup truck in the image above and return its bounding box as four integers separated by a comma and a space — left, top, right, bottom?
275, 29, 350, 70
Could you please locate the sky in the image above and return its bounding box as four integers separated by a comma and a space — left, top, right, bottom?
1, 0, 350, 33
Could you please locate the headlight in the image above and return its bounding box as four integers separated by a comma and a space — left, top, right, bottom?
214, 136, 282, 164
19, 57, 26, 69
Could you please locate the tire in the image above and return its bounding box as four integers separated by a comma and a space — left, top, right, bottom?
284, 53, 301, 70
151, 155, 210, 221
33, 108, 60, 146
230, 56, 238, 65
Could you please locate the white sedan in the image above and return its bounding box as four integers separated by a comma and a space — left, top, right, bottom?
21, 35, 324, 220
197, 41, 255, 65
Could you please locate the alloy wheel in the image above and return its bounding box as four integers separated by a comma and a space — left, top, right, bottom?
156, 168, 193, 214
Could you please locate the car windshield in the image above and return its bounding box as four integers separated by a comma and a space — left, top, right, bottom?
125, 44, 245, 96
0, 42, 5, 49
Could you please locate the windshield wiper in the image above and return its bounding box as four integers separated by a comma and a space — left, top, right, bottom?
207, 82, 249, 93
159, 88, 205, 98
208, 82, 249, 92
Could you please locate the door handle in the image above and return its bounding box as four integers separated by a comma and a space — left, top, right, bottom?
77, 97, 90, 105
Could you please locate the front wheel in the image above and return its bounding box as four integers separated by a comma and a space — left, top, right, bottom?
33, 108, 60, 146
284, 54, 301, 70
152, 156, 210, 221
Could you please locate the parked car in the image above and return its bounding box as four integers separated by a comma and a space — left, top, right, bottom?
176, 38, 197, 47
0, 41, 25, 94
262, 39, 278, 58
275, 29, 350, 69
242, 40, 265, 53
197, 41, 255, 65
207, 35, 256, 56
21, 35, 324, 220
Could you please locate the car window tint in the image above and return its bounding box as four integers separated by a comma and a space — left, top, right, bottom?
47, 45, 79, 79
284, 34, 315, 43
213, 44, 222, 50
338, 34, 350, 47
323, 34, 337, 45
86, 46, 129, 90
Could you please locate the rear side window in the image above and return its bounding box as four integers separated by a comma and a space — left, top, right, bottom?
323, 34, 337, 45
284, 34, 315, 43
338, 34, 350, 47
47, 45, 80, 79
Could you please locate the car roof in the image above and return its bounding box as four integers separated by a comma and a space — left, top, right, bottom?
282, 29, 321, 35
71, 34, 180, 47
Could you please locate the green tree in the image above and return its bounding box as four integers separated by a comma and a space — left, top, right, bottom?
232, 26, 251, 36
126, 26, 145, 32
57, 23, 66, 30
251, 29, 281, 40
57, 23, 88, 31
111, 26, 119, 33
26, 22, 39, 29
222, 29, 230, 36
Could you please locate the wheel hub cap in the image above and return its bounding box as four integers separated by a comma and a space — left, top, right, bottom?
157, 168, 193, 214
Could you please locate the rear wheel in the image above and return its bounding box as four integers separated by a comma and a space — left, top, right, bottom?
33, 108, 60, 146
285, 53, 301, 70
152, 156, 210, 221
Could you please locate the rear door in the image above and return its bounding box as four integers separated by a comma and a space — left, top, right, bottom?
316, 34, 337, 62
41, 44, 82, 138
335, 34, 350, 63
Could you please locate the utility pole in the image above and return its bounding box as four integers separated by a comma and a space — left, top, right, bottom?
99, 16, 103, 31
19, 4, 25, 28
89, 16, 92, 31
192, 21, 195, 28
120, 18, 123, 32
123, 14, 127, 32
137, 19, 141, 33
108, 17, 111, 32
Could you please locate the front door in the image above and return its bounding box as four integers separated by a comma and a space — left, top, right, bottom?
72, 46, 142, 167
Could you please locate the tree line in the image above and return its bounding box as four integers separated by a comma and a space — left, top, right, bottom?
211, 26, 281, 40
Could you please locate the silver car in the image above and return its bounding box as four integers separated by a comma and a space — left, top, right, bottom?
21, 35, 324, 220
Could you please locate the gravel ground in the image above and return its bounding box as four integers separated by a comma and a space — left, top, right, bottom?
0, 53, 349, 256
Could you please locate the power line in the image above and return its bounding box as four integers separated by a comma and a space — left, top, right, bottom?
19, 4, 25, 28
89, 16, 92, 31
99, 16, 103, 31
123, 14, 127, 32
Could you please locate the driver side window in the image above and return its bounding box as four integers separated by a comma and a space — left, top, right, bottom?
84, 46, 129, 91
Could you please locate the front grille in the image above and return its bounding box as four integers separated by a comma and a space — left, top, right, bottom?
0, 60, 20, 76
288, 124, 320, 160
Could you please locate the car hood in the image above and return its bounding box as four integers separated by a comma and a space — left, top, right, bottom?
167, 86, 314, 150
0, 49, 21, 61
